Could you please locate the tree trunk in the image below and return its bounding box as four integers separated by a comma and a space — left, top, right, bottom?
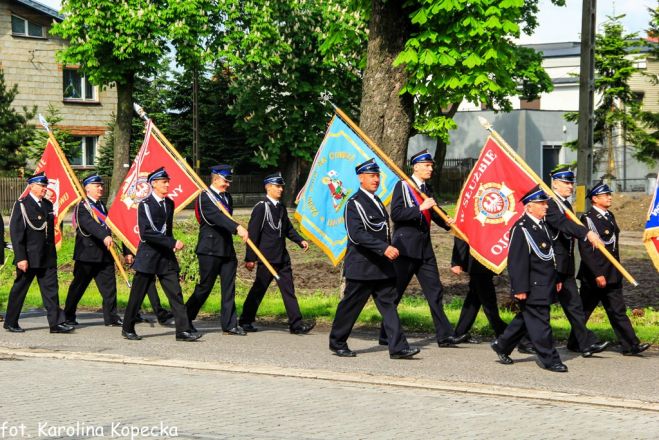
358, 0, 414, 166
108, 73, 135, 204
282, 153, 301, 206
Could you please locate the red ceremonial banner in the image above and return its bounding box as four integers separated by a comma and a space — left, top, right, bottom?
106, 121, 201, 253
22, 140, 81, 248
453, 137, 538, 274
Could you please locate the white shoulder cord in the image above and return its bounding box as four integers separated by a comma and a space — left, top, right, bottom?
401, 182, 415, 208
19, 201, 47, 233
75, 204, 91, 238
521, 227, 555, 262
144, 203, 167, 235
199, 192, 215, 226
585, 216, 616, 250
263, 202, 282, 237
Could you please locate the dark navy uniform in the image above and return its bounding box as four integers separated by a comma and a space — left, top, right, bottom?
378, 177, 455, 345
493, 196, 564, 369
122, 244, 172, 323
122, 192, 194, 337
1, 212, 5, 263
329, 188, 412, 355
64, 197, 121, 325
545, 196, 601, 352
186, 188, 241, 331
239, 196, 307, 331
451, 237, 507, 337
572, 203, 647, 354
4, 192, 66, 330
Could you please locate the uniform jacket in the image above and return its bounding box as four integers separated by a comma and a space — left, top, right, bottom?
544, 197, 588, 276
9, 195, 57, 268
577, 208, 621, 285
195, 189, 239, 258
391, 179, 450, 260
245, 198, 304, 265
507, 213, 558, 306
132, 195, 179, 275
450, 237, 493, 275
73, 198, 113, 264
344, 189, 395, 281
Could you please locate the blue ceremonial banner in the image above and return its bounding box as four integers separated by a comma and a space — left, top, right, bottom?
643, 174, 659, 272
295, 114, 398, 266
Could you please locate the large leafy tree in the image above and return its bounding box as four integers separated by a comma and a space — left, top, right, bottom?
0, 69, 35, 176
566, 15, 657, 172
332, 0, 562, 168
51, 0, 214, 200
637, 5, 659, 163
217, 0, 366, 199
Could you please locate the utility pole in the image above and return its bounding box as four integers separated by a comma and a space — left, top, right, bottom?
576, 0, 596, 215
192, 66, 200, 174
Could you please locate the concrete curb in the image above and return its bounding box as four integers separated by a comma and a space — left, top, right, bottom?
1, 346, 657, 413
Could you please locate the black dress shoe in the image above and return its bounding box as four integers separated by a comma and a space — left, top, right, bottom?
330, 346, 357, 357
106, 318, 124, 327
586, 340, 611, 355
390, 347, 421, 359
622, 342, 651, 356
134, 314, 153, 324
50, 323, 74, 334
157, 312, 175, 325
241, 323, 258, 332
536, 359, 568, 372
517, 343, 537, 354
64, 319, 79, 326
223, 326, 247, 336
378, 339, 388, 346
3, 324, 25, 333
491, 340, 513, 364
122, 330, 142, 341
176, 331, 202, 342
290, 321, 316, 335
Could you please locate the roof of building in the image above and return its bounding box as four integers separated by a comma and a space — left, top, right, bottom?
13, 0, 63, 20
523, 40, 654, 59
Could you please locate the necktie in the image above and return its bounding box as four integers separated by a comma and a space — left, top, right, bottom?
159, 200, 166, 214
420, 183, 427, 194
373, 195, 385, 216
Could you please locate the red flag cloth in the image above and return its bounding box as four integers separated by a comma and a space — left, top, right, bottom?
453, 137, 537, 274
106, 121, 200, 253
21, 139, 81, 248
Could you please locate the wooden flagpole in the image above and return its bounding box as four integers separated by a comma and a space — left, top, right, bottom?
332, 105, 469, 243
478, 116, 638, 287
38, 115, 132, 287
133, 104, 280, 281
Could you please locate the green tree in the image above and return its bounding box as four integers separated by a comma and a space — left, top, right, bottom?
324, 0, 562, 170
217, 0, 366, 199
25, 104, 79, 175
566, 15, 657, 172
637, 5, 659, 163
51, 0, 215, 200
0, 69, 35, 176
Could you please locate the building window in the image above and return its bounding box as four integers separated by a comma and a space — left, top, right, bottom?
11, 14, 45, 38
70, 136, 98, 168
63, 69, 96, 101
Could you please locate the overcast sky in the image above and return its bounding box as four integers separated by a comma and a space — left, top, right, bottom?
38, 0, 653, 44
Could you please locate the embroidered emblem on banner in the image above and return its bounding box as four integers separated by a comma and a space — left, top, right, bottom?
474, 182, 517, 226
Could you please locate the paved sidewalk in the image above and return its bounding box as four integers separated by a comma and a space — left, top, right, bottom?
1, 356, 657, 440
0, 312, 657, 406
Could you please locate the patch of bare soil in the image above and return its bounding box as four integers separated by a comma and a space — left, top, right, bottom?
610, 193, 652, 231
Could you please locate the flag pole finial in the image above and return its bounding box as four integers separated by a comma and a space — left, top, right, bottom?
319, 91, 337, 110
38, 114, 51, 133
133, 102, 149, 121
478, 116, 492, 131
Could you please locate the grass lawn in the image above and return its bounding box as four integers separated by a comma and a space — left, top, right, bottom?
1, 210, 657, 344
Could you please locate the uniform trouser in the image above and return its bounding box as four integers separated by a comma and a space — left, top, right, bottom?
497, 302, 562, 367
186, 254, 238, 330
331, 278, 409, 355
569, 281, 639, 351
123, 270, 191, 334
557, 276, 599, 351
65, 261, 120, 324
379, 255, 453, 344
239, 262, 303, 330
142, 281, 171, 321
5, 267, 64, 327
454, 273, 507, 337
